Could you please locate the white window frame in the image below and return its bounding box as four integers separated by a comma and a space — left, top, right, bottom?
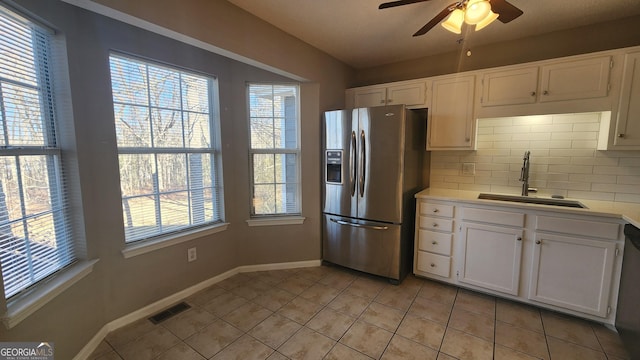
0, 4, 95, 329
247, 83, 303, 225
108, 53, 225, 245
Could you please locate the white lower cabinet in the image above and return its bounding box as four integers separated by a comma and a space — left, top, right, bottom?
413, 198, 624, 324
528, 233, 616, 317
459, 207, 525, 296
528, 215, 621, 318
414, 200, 454, 280
460, 223, 523, 296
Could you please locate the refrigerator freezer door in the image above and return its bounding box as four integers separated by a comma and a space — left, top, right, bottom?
322, 214, 402, 280
323, 110, 357, 218
357, 106, 405, 223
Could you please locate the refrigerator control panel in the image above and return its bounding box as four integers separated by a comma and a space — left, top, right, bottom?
326, 150, 342, 184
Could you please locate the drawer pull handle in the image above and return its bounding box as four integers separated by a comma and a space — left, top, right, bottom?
517, 237, 522, 241
433, 209, 439, 213
432, 223, 438, 227
432, 241, 438, 245
530, 91, 536, 96
536, 240, 541, 244
430, 263, 436, 267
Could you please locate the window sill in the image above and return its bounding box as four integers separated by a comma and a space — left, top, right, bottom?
246, 216, 306, 227
3, 259, 99, 329
122, 222, 230, 259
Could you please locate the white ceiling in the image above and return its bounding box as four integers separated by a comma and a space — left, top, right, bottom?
227, 0, 640, 69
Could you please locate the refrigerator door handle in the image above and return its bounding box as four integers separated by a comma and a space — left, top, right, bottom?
359, 130, 366, 197
330, 218, 389, 230
350, 131, 357, 197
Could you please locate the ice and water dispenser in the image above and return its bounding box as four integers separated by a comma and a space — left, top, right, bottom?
325, 150, 342, 183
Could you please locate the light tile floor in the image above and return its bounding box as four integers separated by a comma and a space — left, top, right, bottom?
89, 265, 630, 360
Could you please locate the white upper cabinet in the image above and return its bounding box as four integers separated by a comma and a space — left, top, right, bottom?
611, 51, 640, 148
481, 56, 612, 107
353, 80, 426, 108
387, 82, 426, 106
347, 46, 639, 150
481, 67, 539, 106
539, 56, 611, 102
427, 75, 476, 150
353, 86, 386, 107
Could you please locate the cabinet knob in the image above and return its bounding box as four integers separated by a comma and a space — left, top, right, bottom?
517, 237, 522, 241
618, 133, 625, 138
530, 91, 536, 96
543, 90, 549, 95
380, 100, 385, 104
433, 208, 439, 213
432, 241, 438, 245
388, 99, 393, 103
430, 263, 436, 268
465, 137, 470, 142
432, 223, 438, 227
536, 240, 541, 244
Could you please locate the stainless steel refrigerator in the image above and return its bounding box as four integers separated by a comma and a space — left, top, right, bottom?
322, 104, 429, 283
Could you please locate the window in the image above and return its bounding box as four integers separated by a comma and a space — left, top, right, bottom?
248, 84, 301, 216
0, 6, 75, 299
109, 54, 223, 243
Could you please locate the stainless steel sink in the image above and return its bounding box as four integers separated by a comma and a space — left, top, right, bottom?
477, 193, 588, 208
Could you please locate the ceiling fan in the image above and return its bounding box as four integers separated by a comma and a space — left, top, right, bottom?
379, 0, 523, 36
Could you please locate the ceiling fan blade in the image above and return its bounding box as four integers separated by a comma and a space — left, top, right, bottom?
379, 0, 433, 10
491, 0, 524, 23
413, 2, 458, 36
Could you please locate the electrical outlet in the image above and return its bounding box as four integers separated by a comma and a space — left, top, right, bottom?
187, 247, 197, 262
462, 162, 476, 175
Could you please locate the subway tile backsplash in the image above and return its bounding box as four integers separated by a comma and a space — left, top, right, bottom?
429, 112, 640, 203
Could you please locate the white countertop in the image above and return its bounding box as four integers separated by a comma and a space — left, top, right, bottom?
416, 188, 640, 229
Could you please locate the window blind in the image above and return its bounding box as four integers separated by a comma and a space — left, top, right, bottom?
0, 6, 75, 299
109, 54, 223, 243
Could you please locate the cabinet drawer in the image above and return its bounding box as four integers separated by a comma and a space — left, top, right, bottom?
462, 207, 525, 227
536, 216, 620, 240
418, 230, 452, 255
419, 216, 454, 232
416, 252, 451, 278
420, 202, 454, 218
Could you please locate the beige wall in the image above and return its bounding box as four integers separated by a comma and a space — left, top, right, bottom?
0, 1, 352, 358
353, 15, 640, 86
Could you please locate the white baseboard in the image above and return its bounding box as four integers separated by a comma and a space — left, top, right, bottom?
73, 260, 321, 360
237, 259, 321, 273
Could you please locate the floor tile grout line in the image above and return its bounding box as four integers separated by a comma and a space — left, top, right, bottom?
96, 267, 627, 360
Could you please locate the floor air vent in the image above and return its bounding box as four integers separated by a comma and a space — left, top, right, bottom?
148, 302, 191, 324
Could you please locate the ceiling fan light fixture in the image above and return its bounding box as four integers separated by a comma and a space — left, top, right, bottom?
441, 8, 464, 34
475, 10, 499, 31
464, 0, 491, 25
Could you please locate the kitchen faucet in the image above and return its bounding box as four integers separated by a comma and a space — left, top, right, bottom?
519, 151, 531, 196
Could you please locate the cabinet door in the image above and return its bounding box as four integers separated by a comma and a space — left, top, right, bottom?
387, 82, 426, 107
481, 67, 538, 106
539, 56, 611, 102
528, 233, 616, 317
614, 52, 640, 147
460, 223, 523, 295
354, 86, 387, 108
427, 75, 475, 150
